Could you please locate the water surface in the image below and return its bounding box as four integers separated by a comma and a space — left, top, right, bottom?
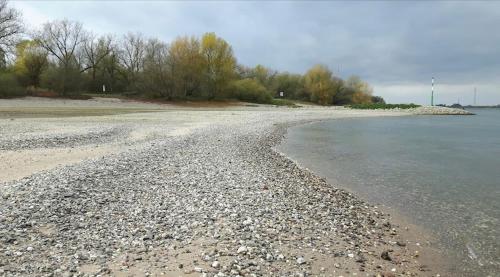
278, 109, 500, 276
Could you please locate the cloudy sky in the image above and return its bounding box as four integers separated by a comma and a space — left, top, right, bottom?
12, 1, 500, 105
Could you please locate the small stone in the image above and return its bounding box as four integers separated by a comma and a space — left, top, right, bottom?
381, 250, 392, 261
296, 257, 306, 265
212, 261, 220, 269
237, 246, 247, 254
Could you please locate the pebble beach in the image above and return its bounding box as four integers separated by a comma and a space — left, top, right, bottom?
0, 97, 465, 277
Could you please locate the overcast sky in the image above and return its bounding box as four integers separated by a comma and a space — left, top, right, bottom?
12, 0, 500, 105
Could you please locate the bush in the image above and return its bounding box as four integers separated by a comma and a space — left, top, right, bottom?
40, 66, 84, 96
0, 72, 25, 98
229, 79, 273, 104
348, 103, 420, 109
371, 95, 386, 104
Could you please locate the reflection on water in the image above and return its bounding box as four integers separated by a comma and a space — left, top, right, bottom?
277, 109, 500, 276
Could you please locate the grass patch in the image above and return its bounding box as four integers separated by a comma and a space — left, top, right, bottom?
270, 98, 300, 107
348, 103, 420, 110
82, 93, 127, 99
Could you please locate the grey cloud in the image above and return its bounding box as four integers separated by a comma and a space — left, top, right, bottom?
13, 1, 500, 104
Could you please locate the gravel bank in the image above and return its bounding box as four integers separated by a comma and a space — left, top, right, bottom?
0, 99, 446, 276
410, 106, 474, 115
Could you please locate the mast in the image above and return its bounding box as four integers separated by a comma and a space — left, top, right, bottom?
431, 77, 434, 106
474, 87, 477, 106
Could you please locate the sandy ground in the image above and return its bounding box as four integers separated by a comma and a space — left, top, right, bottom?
0, 97, 449, 276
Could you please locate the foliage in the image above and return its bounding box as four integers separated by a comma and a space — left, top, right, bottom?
303, 64, 340, 105
348, 103, 420, 109
271, 72, 306, 99
371, 95, 385, 104
344, 75, 373, 104
228, 78, 272, 104
40, 65, 84, 95
0, 71, 24, 97
14, 40, 48, 87
168, 36, 204, 98
0, 2, 384, 105
139, 38, 170, 98
200, 32, 237, 99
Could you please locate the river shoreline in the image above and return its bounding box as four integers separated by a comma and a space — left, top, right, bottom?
273, 121, 452, 276
0, 97, 458, 276
276, 114, 500, 276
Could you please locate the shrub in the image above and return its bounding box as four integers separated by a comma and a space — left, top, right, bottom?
348, 103, 420, 109
0, 72, 25, 98
229, 78, 273, 104
40, 66, 84, 96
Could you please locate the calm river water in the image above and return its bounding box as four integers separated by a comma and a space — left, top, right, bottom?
277, 109, 500, 276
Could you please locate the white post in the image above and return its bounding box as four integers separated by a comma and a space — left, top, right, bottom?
102, 85, 106, 93
431, 77, 434, 106
474, 87, 477, 106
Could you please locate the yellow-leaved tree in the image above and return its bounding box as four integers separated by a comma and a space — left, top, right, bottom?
14, 40, 48, 88
304, 64, 339, 105
200, 32, 236, 99
345, 75, 373, 104
168, 36, 204, 98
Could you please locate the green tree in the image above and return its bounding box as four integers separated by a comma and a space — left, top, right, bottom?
0, 71, 23, 98
98, 50, 125, 93
272, 72, 305, 99
229, 78, 272, 103
371, 95, 385, 104
248, 64, 276, 89
200, 32, 236, 99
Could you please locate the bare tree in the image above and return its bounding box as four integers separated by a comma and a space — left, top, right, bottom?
118, 32, 145, 88
34, 19, 87, 94
142, 38, 171, 97
0, 0, 23, 63
35, 19, 86, 69
81, 33, 113, 87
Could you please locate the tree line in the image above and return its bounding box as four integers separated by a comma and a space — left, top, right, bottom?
0, 0, 383, 105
